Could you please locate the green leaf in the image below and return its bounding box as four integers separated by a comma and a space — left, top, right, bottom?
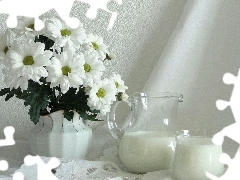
5, 93, 15, 101
64, 110, 74, 121
57, 87, 103, 121
24, 81, 50, 124
0, 88, 11, 97
36, 35, 55, 51
81, 113, 98, 121
59, 88, 87, 110
0, 87, 24, 101
76, 108, 101, 121
29, 105, 41, 125
59, 88, 77, 106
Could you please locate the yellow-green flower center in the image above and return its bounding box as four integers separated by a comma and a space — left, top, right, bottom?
62, 66, 71, 76
4, 46, 9, 54
61, 29, 71, 37
84, 63, 91, 72
23, 55, 34, 65
96, 88, 106, 98
91, 42, 99, 50
115, 82, 120, 88
27, 24, 34, 30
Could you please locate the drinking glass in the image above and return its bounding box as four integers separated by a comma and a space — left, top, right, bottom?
173, 129, 224, 180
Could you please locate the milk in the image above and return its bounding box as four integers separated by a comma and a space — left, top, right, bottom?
119, 131, 175, 173
173, 138, 224, 180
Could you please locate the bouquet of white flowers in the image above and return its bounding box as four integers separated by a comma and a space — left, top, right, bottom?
0, 17, 128, 124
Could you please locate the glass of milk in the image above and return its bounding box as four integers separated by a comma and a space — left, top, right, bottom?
173, 129, 224, 180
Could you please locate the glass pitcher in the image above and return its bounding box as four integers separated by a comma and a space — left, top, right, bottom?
107, 92, 183, 173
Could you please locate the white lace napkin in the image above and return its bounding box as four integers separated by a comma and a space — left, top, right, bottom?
13, 156, 175, 180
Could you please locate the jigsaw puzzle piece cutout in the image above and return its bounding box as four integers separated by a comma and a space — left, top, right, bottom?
0, 126, 15, 171
0, 126, 15, 146
0, 0, 53, 30
6, 15, 44, 32
216, 100, 229, 111
0, 160, 8, 171
216, 69, 240, 121
12, 172, 24, 180
209, 68, 240, 179
227, 71, 240, 121
212, 123, 240, 146
0, 0, 80, 30
206, 149, 240, 180
54, 0, 80, 29
222, 72, 236, 85
213, 70, 240, 146
23, 155, 60, 180
216, 72, 236, 111
78, 0, 122, 29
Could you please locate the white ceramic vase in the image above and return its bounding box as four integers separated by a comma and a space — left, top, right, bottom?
29, 110, 92, 159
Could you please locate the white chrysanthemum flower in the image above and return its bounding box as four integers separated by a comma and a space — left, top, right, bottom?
111, 74, 128, 93
82, 51, 105, 87
95, 104, 111, 116
11, 17, 40, 40
84, 85, 91, 93
46, 50, 85, 94
85, 33, 109, 60
6, 40, 53, 90
45, 18, 87, 48
87, 78, 117, 115
0, 29, 13, 64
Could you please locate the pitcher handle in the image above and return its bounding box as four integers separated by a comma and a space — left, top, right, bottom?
107, 100, 131, 142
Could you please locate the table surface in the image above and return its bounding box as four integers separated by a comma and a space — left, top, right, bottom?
0, 140, 227, 180
0, 158, 175, 180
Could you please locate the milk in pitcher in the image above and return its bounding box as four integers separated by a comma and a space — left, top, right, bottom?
119, 131, 175, 173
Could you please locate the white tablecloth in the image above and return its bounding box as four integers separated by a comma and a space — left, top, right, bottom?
0, 124, 177, 180
1, 156, 175, 180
